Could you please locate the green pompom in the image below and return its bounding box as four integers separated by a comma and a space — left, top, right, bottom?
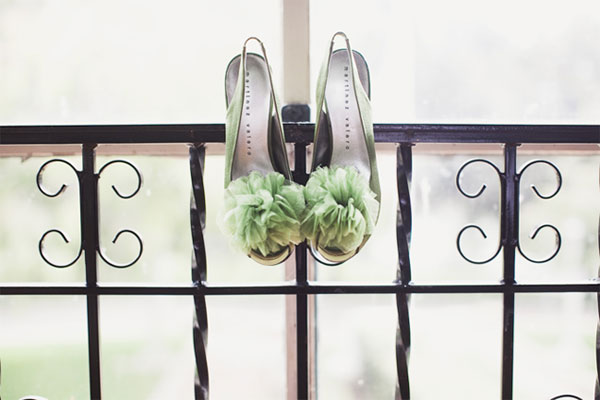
223, 171, 305, 257
301, 166, 379, 253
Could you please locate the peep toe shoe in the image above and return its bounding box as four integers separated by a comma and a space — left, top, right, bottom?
302, 32, 381, 265
222, 37, 305, 266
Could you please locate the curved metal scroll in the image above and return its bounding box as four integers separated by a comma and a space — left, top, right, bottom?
455, 159, 503, 264
456, 225, 503, 265
97, 160, 143, 199
549, 395, 583, 400
96, 160, 144, 268
38, 229, 83, 268
456, 159, 503, 199
190, 143, 209, 399
395, 144, 412, 399
36, 159, 80, 198
97, 229, 143, 268
516, 160, 562, 263
36, 159, 83, 268
516, 224, 562, 264
519, 159, 562, 200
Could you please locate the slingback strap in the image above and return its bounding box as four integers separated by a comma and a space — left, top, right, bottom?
240, 37, 291, 179
312, 32, 370, 171
225, 37, 291, 186
242, 37, 286, 146
240, 36, 282, 129
314, 32, 379, 198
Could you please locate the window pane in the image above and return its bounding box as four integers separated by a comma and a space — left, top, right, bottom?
310, 0, 600, 123
206, 296, 287, 399
514, 293, 596, 399
316, 294, 397, 399
409, 294, 502, 398
0, 0, 283, 124
0, 296, 89, 399
516, 153, 599, 283
410, 150, 504, 283
100, 296, 195, 399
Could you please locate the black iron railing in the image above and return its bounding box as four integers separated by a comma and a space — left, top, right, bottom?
0, 122, 598, 400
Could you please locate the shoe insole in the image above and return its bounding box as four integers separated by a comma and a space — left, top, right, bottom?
226, 54, 274, 181
325, 50, 371, 181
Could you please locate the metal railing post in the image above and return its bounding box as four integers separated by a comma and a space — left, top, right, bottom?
81, 143, 102, 399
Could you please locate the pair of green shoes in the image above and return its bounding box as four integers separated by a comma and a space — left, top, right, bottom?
222, 32, 381, 266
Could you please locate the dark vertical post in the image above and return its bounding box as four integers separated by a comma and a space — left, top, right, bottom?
284, 104, 310, 400
294, 140, 308, 400
81, 143, 102, 399
595, 167, 600, 400
501, 144, 518, 400
395, 144, 413, 400
596, 265, 600, 400
190, 143, 209, 400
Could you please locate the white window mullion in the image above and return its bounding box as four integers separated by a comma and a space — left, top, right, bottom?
282, 0, 311, 106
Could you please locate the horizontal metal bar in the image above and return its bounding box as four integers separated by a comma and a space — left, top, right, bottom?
312, 282, 600, 294
0, 124, 598, 145
1, 143, 599, 159
1, 282, 600, 296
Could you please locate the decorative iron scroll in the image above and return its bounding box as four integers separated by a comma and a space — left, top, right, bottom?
36, 159, 83, 268
455, 159, 503, 265
189, 143, 209, 400
395, 144, 412, 399
97, 160, 143, 268
97, 159, 142, 199
36, 158, 143, 268
456, 158, 562, 265
515, 160, 562, 264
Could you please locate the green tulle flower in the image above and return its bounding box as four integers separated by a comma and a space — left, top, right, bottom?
223, 171, 305, 257
301, 166, 379, 254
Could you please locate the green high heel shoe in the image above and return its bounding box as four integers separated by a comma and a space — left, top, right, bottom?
222, 37, 305, 266
302, 32, 381, 265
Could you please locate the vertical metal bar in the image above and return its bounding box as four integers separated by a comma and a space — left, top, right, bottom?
189, 143, 209, 400
294, 140, 309, 400
395, 144, 413, 400
81, 143, 102, 399
285, 257, 298, 400
308, 255, 317, 400
595, 166, 600, 400
283, 104, 311, 400
296, 242, 308, 400
596, 272, 600, 400
285, 240, 316, 400
501, 144, 518, 400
